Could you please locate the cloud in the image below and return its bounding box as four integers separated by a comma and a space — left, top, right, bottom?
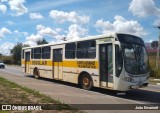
67, 24, 88, 40
0, 42, 14, 56
29, 13, 44, 19
0, 33, 3, 38
129, 0, 160, 18
0, 28, 11, 34
95, 15, 146, 37
0, 0, 8, 2
37, 24, 88, 41
26, 25, 62, 46
49, 10, 89, 24
55, 28, 62, 33
26, 34, 43, 42
25, 23, 89, 46
153, 18, 160, 26
29, 0, 84, 12
14, 30, 28, 36
6, 21, 15, 26
8, 0, 28, 16
36, 25, 61, 38
23, 41, 37, 46
0, 27, 11, 38
0, 5, 7, 13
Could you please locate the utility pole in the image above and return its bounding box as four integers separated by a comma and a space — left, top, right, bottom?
62, 37, 67, 41
156, 26, 160, 70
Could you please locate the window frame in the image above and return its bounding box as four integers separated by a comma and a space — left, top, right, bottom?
65, 43, 76, 59
33, 47, 42, 59
22, 49, 24, 59
76, 40, 96, 59
42, 46, 51, 59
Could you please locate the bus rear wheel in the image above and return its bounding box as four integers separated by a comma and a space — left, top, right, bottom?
33, 68, 40, 79
80, 74, 93, 90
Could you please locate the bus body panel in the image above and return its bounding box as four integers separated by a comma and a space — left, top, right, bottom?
21, 33, 149, 91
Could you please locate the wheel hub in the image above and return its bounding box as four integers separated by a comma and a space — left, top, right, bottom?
83, 77, 89, 86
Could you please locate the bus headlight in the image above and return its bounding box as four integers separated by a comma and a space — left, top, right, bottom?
124, 77, 134, 82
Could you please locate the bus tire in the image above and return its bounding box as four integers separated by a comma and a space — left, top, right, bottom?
33, 68, 40, 79
80, 73, 93, 90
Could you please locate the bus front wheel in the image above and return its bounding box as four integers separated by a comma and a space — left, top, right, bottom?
80, 73, 93, 90
33, 68, 40, 79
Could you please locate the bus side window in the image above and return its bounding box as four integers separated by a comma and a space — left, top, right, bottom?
65, 43, 76, 59
77, 40, 96, 59
31, 48, 34, 59
88, 41, 96, 58
115, 45, 123, 77
42, 46, 51, 59
77, 42, 86, 58
34, 47, 41, 59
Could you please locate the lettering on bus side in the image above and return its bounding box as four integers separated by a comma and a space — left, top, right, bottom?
32, 61, 47, 65
77, 61, 96, 69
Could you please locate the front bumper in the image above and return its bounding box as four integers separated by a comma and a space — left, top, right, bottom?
115, 78, 149, 91
129, 83, 148, 89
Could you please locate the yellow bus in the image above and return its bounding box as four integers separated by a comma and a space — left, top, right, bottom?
21, 33, 150, 91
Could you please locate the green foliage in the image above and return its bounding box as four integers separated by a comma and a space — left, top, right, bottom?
10, 42, 23, 65
150, 68, 160, 78
148, 53, 160, 79
1, 56, 13, 64
10, 42, 29, 65
37, 38, 48, 45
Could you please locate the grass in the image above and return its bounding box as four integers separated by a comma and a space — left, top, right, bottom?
148, 53, 160, 79
149, 78, 160, 85
0, 76, 83, 113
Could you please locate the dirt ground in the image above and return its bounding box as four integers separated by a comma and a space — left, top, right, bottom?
0, 77, 82, 113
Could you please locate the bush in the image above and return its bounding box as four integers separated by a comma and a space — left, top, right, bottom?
148, 53, 160, 79
150, 68, 160, 78
1, 56, 14, 64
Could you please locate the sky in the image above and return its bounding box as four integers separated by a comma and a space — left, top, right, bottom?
0, 0, 160, 55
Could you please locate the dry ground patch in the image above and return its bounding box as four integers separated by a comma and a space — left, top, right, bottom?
0, 76, 83, 113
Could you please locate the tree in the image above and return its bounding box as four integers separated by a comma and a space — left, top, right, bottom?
0, 53, 2, 60
10, 43, 29, 65
10, 43, 22, 65
37, 38, 48, 45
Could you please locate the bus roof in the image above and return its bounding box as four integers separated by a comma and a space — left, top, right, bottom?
22, 33, 140, 49
22, 33, 117, 49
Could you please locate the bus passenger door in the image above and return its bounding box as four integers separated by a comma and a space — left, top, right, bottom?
99, 44, 113, 88
53, 49, 63, 79
25, 52, 30, 74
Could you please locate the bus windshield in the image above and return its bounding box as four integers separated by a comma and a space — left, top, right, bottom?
117, 34, 149, 75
